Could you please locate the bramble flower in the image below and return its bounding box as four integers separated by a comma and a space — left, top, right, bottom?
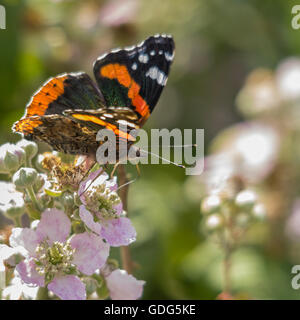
41, 152, 91, 191
78, 169, 136, 246
99, 0, 138, 27
202, 122, 280, 191
10, 208, 110, 300
276, 57, 300, 102
2, 271, 39, 300
285, 199, 300, 241
236, 68, 279, 117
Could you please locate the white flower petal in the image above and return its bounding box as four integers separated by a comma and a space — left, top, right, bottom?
106, 269, 145, 300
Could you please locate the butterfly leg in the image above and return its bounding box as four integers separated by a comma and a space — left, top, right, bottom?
111, 162, 120, 179
136, 164, 141, 177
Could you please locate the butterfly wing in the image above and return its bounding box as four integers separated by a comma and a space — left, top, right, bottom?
93, 34, 175, 126
63, 108, 139, 143
13, 72, 106, 135
12, 72, 110, 155
15, 114, 101, 155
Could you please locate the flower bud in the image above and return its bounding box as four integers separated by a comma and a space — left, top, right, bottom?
16, 139, 38, 161
235, 212, 250, 227
235, 190, 257, 211
33, 174, 46, 193
35, 154, 46, 172
96, 281, 110, 300
204, 214, 224, 232
201, 195, 221, 214
0, 143, 25, 174
3, 204, 25, 219
61, 192, 74, 209
13, 168, 38, 189
252, 203, 266, 221
84, 277, 98, 296
40, 192, 53, 208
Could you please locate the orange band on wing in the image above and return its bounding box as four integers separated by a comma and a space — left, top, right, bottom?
100, 64, 150, 120
25, 75, 68, 118
71, 113, 135, 141
13, 117, 43, 134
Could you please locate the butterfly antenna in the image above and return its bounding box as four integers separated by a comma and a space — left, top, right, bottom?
160, 144, 197, 148
116, 177, 138, 191
138, 147, 186, 169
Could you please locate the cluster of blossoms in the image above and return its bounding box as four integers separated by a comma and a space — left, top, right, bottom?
184, 56, 300, 297
0, 140, 145, 300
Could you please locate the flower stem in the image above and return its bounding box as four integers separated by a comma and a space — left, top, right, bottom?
223, 248, 232, 294
13, 216, 22, 227
26, 186, 42, 212
25, 157, 32, 168
117, 164, 134, 274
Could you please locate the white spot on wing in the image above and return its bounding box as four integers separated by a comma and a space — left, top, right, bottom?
165, 51, 175, 62
117, 120, 137, 128
138, 53, 149, 63
159, 50, 163, 55
150, 50, 155, 56
131, 62, 138, 70
103, 113, 114, 118
145, 67, 168, 86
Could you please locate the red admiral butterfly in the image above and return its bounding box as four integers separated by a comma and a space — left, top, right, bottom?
13, 34, 175, 157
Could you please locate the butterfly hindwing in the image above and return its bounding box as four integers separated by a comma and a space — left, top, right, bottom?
93, 34, 175, 125
14, 114, 100, 155
63, 108, 139, 142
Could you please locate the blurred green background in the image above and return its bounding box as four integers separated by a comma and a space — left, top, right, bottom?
2, 0, 300, 299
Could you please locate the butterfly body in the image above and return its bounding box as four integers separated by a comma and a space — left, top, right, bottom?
13, 35, 175, 157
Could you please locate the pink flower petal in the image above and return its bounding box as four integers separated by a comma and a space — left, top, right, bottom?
106, 269, 145, 300
107, 176, 118, 192
79, 205, 102, 235
70, 232, 110, 275
36, 209, 71, 245
113, 202, 123, 216
9, 228, 40, 256
100, 217, 136, 247
78, 168, 104, 204
16, 259, 44, 287
48, 275, 86, 300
